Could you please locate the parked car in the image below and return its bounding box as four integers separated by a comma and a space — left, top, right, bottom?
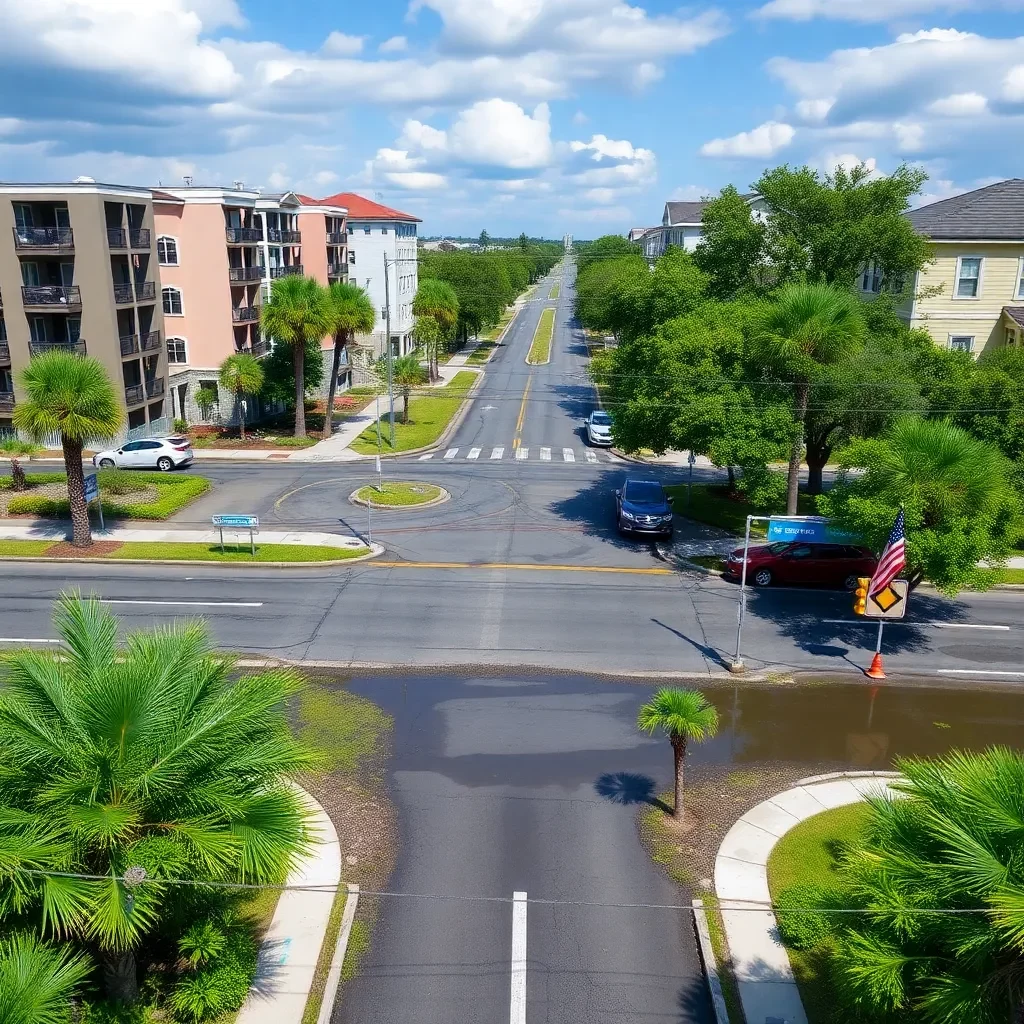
615, 478, 674, 538
724, 542, 877, 589
93, 436, 193, 472
586, 410, 613, 446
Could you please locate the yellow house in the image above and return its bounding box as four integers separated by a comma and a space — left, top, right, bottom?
891, 179, 1024, 356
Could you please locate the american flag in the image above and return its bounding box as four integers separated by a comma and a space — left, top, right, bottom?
870, 508, 906, 595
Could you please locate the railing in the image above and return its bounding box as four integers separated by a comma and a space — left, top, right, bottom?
328, 263, 347, 277
267, 228, 301, 243
124, 384, 145, 406
0, 392, 13, 412
22, 285, 82, 306
135, 281, 156, 301
129, 228, 151, 248
251, 336, 269, 357
225, 227, 262, 243
140, 330, 162, 352
231, 305, 259, 322
113, 283, 134, 303
229, 265, 262, 282
30, 340, 87, 356
0, 343, 9, 362
107, 228, 127, 248
13, 226, 74, 249
270, 264, 303, 278
327, 231, 347, 244
146, 377, 165, 398
120, 335, 140, 356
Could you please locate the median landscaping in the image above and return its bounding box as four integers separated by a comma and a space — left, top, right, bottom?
0, 538, 371, 562
664, 482, 815, 535
353, 482, 445, 507
527, 307, 555, 364
549, 283, 560, 299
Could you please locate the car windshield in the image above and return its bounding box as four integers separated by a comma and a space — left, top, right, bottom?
166, 437, 189, 446
767, 542, 791, 555
624, 481, 663, 502
591, 412, 611, 425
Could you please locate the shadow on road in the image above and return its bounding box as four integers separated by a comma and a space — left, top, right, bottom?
594, 771, 672, 813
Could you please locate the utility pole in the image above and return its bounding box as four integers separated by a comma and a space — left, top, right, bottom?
383, 253, 395, 447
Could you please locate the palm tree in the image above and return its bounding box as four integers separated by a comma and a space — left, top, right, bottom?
13, 351, 122, 547
0, 933, 91, 1024
323, 282, 375, 439
382, 353, 428, 424
0, 437, 42, 491
412, 279, 459, 380
754, 283, 866, 514
259, 275, 334, 437
0, 594, 315, 1003
218, 353, 264, 441
636, 688, 719, 819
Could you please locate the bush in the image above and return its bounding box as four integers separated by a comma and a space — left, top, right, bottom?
79, 1003, 153, 1024
174, 418, 188, 433
96, 468, 148, 495
6, 473, 210, 520
0, 472, 66, 491
774, 883, 848, 950
170, 927, 259, 1022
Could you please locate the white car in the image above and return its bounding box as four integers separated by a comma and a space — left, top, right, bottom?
93, 436, 194, 472
585, 410, 613, 446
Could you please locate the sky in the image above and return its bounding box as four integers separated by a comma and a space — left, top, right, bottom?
0, 0, 1022, 237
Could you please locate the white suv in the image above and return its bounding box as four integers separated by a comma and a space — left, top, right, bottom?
585, 410, 613, 447
93, 436, 194, 472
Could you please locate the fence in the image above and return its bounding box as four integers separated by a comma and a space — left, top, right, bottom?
1, 417, 171, 450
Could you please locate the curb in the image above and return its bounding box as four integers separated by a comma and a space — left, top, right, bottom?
315, 884, 360, 1024
348, 485, 450, 511
692, 898, 729, 1024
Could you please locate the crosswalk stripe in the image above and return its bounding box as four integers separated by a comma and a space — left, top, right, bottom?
516, 447, 529, 460
467, 447, 481, 460
540, 447, 551, 461
562, 448, 575, 462
584, 450, 597, 463
444, 448, 458, 460
491, 447, 504, 460
419, 453, 434, 461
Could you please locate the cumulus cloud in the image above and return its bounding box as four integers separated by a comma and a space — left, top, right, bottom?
449, 99, 553, 168
754, 0, 1024, 21
379, 35, 409, 53
1004, 65, 1024, 101
321, 31, 365, 56
700, 120, 795, 158
795, 98, 833, 123
928, 92, 988, 117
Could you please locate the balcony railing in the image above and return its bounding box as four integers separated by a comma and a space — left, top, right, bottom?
22, 285, 82, 307
231, 305, 259, 323
328, 262, 347, 277
140, 330, 162, 352
113, 283, 134, 304
225, 227, 262, 243
327, 231, 347, 245
107, 228, 127, 248
129, 228, 151, 249
135, 281, 156, 302
0, 342, 10, 362
267, 228, 301, 244
229, 265, 262, 283
13, 226, 74, 249
120, 334, 140, 357
0, 392, 14, 412
124, 384, 145, 406
269, 264, 303, 279
251, 336, 269, 357
30, 340, 86, 357
146, 377, 165, 398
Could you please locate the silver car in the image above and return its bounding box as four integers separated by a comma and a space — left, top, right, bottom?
93, 436, 194, 472
586, 410, 613, 446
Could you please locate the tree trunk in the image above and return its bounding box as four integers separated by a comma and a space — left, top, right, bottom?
238, 394, 247, 442
805, 451, 827, 496
292, 341, 306, 437
63, 437, 91, 548
103, 950, 139, 1004
786, 382, 810, 515
322, 330, 345, 440
402, 387, 410, 423
11, 457, 25, 491
671, 736, 687, 820
726, 465, 737, 494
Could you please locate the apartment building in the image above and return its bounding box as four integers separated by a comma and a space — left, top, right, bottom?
0, 180, 169, 435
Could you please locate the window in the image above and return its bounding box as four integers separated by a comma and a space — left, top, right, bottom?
348, 250, 355, 265
861, 261, 882, 293
1007, 327, 1018, 347
381, 226, 388, 235
950, 335, 975, 353
955, 257, 982, 298
157, 236, 178, 265
1017, 257, 1024, 300
167, 337, 187, 364
20, 262, 39, 287
363, 225, 370, 234
162, 286, 183, 316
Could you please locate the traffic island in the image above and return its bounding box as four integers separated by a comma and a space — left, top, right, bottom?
349, 482, 450, 510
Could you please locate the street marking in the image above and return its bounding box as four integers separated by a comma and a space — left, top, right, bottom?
822, 619, 1010, 630
510, 892, 528, 1024
444, 448, 459, 460
371, 560, 674, 575
491, 447, 504, 460
418, 453, 434, 461
513, 375, 532, 450
606, 452, 623, 462
467, 447, 481, 460
938, 669, 1024, 677
103, 600, 264, 607
932, 623, 1010, 630
0, 637, 60, 644
540, 447, 551, 461
562, 448, 575, 462
584, 450, 597, 463
516, 447, 529, 460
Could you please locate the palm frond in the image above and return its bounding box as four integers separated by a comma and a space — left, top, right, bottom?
636, 688, 719, 742
0, 932, 91, 1024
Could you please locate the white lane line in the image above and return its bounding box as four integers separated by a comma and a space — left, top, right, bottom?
418, 453, 434, 461
467, 447, 481, 460
938, 669, 1024, 677
444, 448, 459, 460
540, 447, 551, 461
516, 447, 529, 460
510, 891, 528, 1024
491, 447, 505, 460
932, 623, 1010, 630
822, 620, 1010, 630
102, 600, 264, 608
584, 450, 597, 463
562, 448, 575, 462
0, 637, 61, 644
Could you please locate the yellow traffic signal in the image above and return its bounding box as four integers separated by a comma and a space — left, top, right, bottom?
853, 577, 871, 616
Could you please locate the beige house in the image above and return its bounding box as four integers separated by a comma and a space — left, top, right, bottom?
895, 179, 1024, 356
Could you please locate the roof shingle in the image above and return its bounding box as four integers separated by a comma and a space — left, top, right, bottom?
313, 191, 420, 222
907, 179, 1024, 240
664, 200, 708, 225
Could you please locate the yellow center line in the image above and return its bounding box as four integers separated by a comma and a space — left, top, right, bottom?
512, 373, 532, 450
371, 560, 675, 575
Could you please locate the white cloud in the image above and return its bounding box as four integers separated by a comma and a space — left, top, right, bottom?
668, 184, 708, 201
1004, 65, 1024, 101
795, 98, 833, 123
700, 120, 795, 158
379, 35, 409, 53
583, 187, 617, 203
754, 0, 1024, 22
313, 169, 339, 185
572, 110, 589, 125
449, 99, 553, 168
927, 92, 988, 117
816, 152, 878, 176
321, 31, 366, 56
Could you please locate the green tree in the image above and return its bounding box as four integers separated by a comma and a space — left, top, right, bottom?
13, 352, 122, 548
259, 275, 334, 436
954, 346, 1024, 464
753, 283, 867, 514
0, 437, 42, 492
0, 933, 90, 1024
0, 595, 314, 1003
380, 353, 427, 423
218, 353, 264, 441
194, 384, 218, 422
413, 278, 460, 380
819, 418, 1020, 593
478, 229, 490, 249
324, 282, 375, 438
575, 234, 637, 274
636, 689, 719, 820
260, 339, 325, 415
518, 232, 529, 251
693, 185, 766, 300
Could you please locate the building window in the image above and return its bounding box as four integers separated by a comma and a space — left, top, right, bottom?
167, 337, 187, 364
381, 226, 388, 235
861, 261, 882, 293
955, 257, 982, 298
157, 236, 178, 265
348, 250, 355, 264
1006, 327, 1018, 347
1017, 258, 1024, 300
363, 226, 370, 234
950, 335, 975, 353
162, 286, 183, 316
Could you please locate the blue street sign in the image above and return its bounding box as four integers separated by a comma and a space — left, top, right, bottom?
212, 514, 259, 529
84, 474, 99, 503
766, 517, 858, 544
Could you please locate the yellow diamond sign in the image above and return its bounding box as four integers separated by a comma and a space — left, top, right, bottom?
866, 580, 908, 619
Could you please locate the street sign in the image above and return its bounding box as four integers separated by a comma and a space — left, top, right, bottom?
767, 516, 859, 544
84, 474, 99, 502
212, 514, 259, 529
687, 451, 697, 466
865, 579, 909, 619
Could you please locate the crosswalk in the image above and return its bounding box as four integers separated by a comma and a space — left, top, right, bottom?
419, 446, 621, 464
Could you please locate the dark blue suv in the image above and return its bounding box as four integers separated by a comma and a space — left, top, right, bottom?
615, 478, 674, 538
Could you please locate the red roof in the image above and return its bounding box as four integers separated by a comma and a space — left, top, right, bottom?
314, 191, 420, 222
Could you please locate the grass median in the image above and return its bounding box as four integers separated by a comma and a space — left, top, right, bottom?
664, 483, 816, 536
354, 481, 443, 507
549, 283, 560, 299
350, 371, 477, 454
527, 307, 555, 364
0, 539, 369, 562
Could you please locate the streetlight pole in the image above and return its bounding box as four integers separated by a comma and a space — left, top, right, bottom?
383, 253, 395, 447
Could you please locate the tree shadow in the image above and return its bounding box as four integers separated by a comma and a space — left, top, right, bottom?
675, 972, 714, 1023
594, 771, 672, 813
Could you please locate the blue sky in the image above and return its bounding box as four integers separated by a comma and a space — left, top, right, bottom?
0, 0, 1021, 237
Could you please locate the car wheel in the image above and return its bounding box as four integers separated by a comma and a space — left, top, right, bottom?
753, 568, 773, 587
99, 458, 116, 468
843, 574, 859, 591
156, 456, 174, 472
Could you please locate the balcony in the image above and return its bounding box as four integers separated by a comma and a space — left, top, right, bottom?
129, 228, 151, 249
231, 305, 259, 323
251, 335, 269, 357
229, 265, 262, 283
113, 283, 134, 304
14, 226, 74, 250
22, 285, 82, 308
225, 226, 262, 243
0, 342, 9, 362
30, 340, 87, 357
146, 377, 166, 398
328, 262, 347, 278
140, 330, 162, 352
270, 264, 303, 279
267, 228, 301, 244
0, 392, 14, 413
107, 228, 127, 249
135, 281, 156, 302
120, 334, 140, 357
327, 231, 347, 245
124, 384, 145, 406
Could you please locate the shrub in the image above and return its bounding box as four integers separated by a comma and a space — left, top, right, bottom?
774, 883, 849, 950
178, 920, 227, 967
79, 1003, 153, 1024
170, 927, 258, 1022
173, 418, 188, 433
6, 474, 210, 520
96, 468, 148, 495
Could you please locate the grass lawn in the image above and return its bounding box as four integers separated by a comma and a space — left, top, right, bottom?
996, 568, 1024, 584
549, 283, 560, 299
349, 371, 477, 454
766, 803, 872, 1024
0, 540, 58, 556
527, 307, 555, 364
354, 481, 443, 507
0, 539, 369, 562
663, 483, 817, 536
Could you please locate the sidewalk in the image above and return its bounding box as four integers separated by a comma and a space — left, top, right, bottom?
714, 771, 902, 1024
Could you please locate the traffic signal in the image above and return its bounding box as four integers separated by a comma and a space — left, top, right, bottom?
853, 577, 871, 616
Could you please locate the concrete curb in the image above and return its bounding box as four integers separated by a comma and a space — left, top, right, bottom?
315, 883, 360, 1024
348, 485, 450, 511
714, 771, 904, 1024
692, 898, 730, 1024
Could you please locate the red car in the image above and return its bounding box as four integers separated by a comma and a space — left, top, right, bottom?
724, 542, 877, 589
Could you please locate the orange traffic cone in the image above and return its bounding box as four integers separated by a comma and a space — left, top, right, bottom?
865, 653, 886, 680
